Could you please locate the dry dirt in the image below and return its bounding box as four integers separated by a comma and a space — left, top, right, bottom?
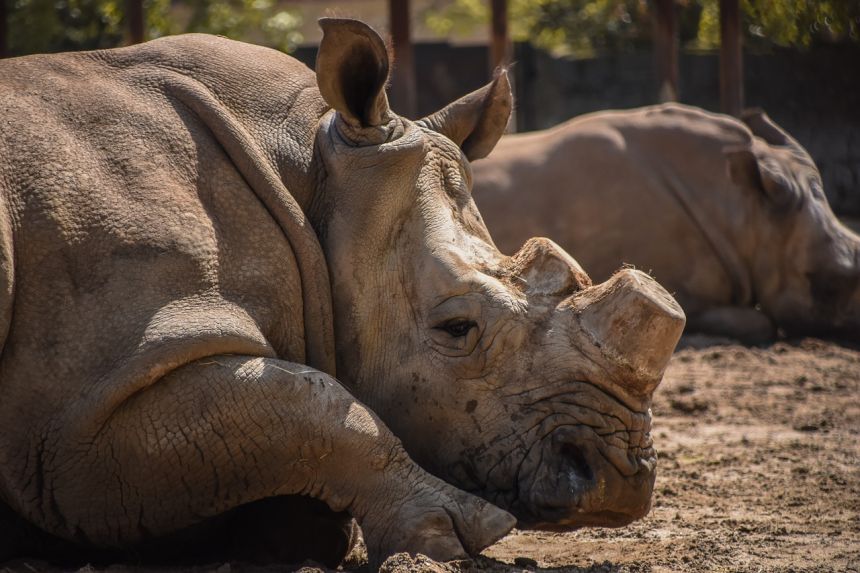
2, 337, 858, 573
476, 336, 860, 573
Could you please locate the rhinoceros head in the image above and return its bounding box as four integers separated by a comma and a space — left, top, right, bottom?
310, 19, 685, 529
731, 110, 860, 338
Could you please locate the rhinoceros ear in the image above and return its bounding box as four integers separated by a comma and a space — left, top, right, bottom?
316, 18, 390, 129
417, 70, 513, 161
725, 145, 802, 212
741, 109, 790, 147
741, 109, 809, 161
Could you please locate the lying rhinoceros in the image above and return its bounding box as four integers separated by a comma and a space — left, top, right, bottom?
0, 19, 686, 567
472, 104, 860, 342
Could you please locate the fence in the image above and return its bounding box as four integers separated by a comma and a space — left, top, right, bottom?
293, 42, 860, 216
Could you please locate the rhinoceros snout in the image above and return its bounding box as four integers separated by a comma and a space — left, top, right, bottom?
578, 268, 686, 397
507, 269, 680, 529
518, 423, 657, 529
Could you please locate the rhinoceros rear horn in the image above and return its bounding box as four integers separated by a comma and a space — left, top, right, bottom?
417, 70, 513, 161
316, 18, 390, 129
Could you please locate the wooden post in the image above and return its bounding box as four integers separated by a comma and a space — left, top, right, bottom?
1, 0, 7, 58
388, 0, 417, 118
651, 0, 678, 102
490, 0, 515, 131
126, 0, 145, 45
490, 0, 510, 72
719, 0, 743, 116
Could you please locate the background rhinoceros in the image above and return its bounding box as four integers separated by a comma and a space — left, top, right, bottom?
0, 19, 685, 567
472, 103, 860, 342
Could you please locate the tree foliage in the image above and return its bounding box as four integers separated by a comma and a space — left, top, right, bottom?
508, 0, 651, 55
744, 0, 860, 48
6, 0, 303, 57
181, 0, 302, 52
9, 0, 128, 54
423, 0, 860, 56
695, 0, 860, 49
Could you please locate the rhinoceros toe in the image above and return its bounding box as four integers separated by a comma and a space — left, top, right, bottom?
361, 473, 515, 566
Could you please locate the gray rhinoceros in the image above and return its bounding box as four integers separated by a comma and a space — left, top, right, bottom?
472, 103, 860, 342
0, 20, 685, 567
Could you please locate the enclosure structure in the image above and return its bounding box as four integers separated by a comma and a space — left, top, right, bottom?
0, 0, 746, 116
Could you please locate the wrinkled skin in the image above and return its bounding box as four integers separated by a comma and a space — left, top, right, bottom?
472, 104, 860, 342
0, 20, 684, 567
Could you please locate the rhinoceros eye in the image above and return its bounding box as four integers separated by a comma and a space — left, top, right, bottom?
436, 318, 477, 338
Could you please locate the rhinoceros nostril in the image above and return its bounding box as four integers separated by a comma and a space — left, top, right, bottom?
558, 442, 594, 482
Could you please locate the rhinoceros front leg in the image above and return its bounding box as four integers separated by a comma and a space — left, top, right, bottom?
56, 355, 514, 565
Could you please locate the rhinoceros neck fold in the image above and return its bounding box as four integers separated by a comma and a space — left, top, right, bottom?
162, 72, 337, 377
0, 190, 12, 363
652, 164, 754, 307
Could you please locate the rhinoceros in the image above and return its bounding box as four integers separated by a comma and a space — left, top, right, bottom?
472, 103, 860, 342
0, 20, 686, 567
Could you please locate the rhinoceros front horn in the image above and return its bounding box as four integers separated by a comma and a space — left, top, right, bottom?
578, 269, 686, 397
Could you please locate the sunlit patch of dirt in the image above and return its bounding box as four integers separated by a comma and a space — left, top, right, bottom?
480, 337, 860, 573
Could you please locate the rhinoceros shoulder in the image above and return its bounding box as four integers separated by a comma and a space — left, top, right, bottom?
0, 36, 323, 449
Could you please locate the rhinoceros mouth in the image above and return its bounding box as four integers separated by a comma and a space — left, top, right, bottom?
510, 421, 657, 530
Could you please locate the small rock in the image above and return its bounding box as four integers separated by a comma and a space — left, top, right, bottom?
670, 397, 709, 414
379, 553, 452, 573
513, 556, 538, 568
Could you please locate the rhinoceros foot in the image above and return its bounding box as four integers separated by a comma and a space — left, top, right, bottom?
358, 465, 516, 567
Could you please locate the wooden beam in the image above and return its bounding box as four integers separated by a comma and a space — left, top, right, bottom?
490, 0, 515, 131
719, 0, 743, 116
651, 0, 678, 102
1, 0, 7, 58
126, 0, 145, 45
490, 0, 509, 72
388, 0, 417, 118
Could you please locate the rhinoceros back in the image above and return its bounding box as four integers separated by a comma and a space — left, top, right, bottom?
0, 36, 327, 519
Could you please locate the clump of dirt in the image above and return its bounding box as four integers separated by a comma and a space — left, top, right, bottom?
2, 338, 857, 573
378, 553, 457, 573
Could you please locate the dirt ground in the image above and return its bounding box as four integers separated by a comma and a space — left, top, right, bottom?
2, 337, 858, 573
474, 336, 860, 573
